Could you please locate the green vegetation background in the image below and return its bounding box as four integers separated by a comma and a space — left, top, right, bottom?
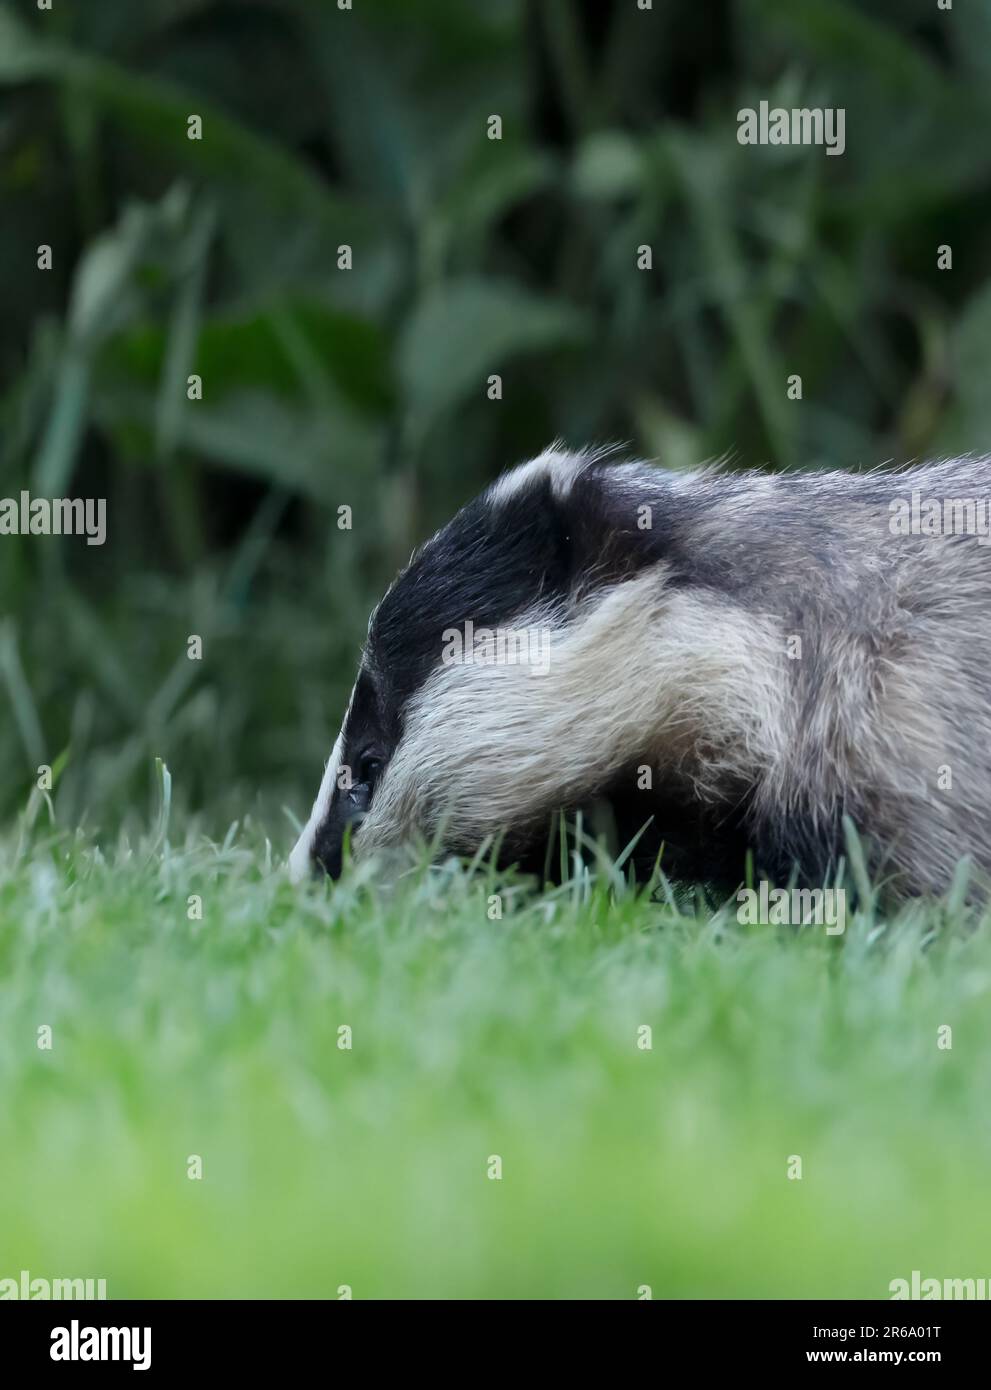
2, 0, 991, 837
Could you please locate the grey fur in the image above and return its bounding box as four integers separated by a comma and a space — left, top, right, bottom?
291, 451, 991, 898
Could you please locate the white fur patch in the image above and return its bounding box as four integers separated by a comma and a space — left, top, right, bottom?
353, 567, 789, 858
287, 682, 356, 882
485, 445, 595, 507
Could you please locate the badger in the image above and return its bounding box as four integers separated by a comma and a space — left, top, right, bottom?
288, 447, 991, 899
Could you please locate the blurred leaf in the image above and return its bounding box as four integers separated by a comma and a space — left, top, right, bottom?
0, 4, 373, 240
433, 147, 555, 264
749, 0, 975, 110
33, 188, 196, 494
398, 278, 587, 443
0, 619, 45, 772
571, 131, 644, 202
0, 6, 45, 80
156, 201, 216, 461
667, 132, 794, 465
97, 388, 381, 503
635, 397, 704, 474
107, 302, 394, 419
951, 0, 991, 86
935, 283, 991, 455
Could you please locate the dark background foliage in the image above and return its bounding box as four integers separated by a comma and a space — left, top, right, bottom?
1, 0, 990, 839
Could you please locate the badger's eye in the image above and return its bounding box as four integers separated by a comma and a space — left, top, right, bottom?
356, 754, 383, 785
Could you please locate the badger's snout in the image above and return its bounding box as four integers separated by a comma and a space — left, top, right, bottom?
288, 678, 393, 882
313, 807, 367, 881
289, 771, 381, 882
290, 789, 371, 883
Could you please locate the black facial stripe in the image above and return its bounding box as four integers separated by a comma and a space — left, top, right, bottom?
310, 459, 700, 879
367, 479, 571, 715
364, 466, 692, 715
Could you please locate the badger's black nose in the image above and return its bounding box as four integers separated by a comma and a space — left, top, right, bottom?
312, 825, 342, 879
312, 804, 367, 880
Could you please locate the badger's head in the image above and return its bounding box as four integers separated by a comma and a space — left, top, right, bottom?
288, 447, 778, 885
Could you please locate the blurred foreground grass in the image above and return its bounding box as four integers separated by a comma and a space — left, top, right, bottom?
1, 812, 989, 1298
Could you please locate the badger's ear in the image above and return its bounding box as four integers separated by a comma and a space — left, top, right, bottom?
558, 463, 670, 589
487, 453, 671, 598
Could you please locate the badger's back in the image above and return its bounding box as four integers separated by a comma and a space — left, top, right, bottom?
659, 457, 991, 894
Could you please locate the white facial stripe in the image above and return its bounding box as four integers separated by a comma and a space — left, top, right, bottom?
287, 681, 357, 883
352, 568, 789, 858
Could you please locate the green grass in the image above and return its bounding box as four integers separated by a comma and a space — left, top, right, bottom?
3, 800, 990, 1299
